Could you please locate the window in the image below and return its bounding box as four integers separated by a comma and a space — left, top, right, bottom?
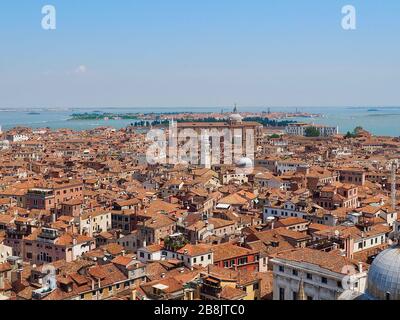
306, 273, 312, 280
292, 269, 298, 276
321, 277, 328, 284
279, 266, 285, 273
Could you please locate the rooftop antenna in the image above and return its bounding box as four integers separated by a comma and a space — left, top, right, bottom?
391, 160, 398, 210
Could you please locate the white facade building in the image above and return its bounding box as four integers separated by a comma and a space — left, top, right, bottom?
271, 248, 367, 300
78, 211, 112, 237
276, 160, 309, 175
6, 134, 29, 143
137, 244, 214, 268
0, 244, 13, 263
263, 201, 338, 226
285, 123, 339, 137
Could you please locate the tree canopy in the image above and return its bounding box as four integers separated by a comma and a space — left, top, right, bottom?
305, 126, 320, 137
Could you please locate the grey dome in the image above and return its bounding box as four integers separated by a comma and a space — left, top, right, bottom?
235, 157, 253, 168
229, 114, 243, 123
367, 247, 400, 300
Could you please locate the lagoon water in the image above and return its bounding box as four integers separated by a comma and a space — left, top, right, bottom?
1, 107, 400, 137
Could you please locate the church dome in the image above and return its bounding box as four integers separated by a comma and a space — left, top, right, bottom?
229, 113, 243, 123
367, 246, 400, 300
235, 157, 253, 168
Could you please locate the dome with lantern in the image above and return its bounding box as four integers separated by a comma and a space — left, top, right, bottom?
228, 105, 243, 124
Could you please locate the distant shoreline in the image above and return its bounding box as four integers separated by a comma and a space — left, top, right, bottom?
68, 111, 319, 121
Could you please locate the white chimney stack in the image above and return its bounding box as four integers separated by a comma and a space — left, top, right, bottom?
0, 273, 4, 289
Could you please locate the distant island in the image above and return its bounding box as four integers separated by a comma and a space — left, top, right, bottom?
69, 112, 299, 127
70, 112, 139, 121
68, 111, 322, 126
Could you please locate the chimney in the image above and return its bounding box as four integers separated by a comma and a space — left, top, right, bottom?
11, 269, 22, 285
0, 273, 4, 289
345, 237, 354, 259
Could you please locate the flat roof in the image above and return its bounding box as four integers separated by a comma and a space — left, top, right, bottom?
152, 284, 169, 290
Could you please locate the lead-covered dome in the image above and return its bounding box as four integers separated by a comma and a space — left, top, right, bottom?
235, 157, 253, 168
229, 113, 243, 123
367, 246, 400, 300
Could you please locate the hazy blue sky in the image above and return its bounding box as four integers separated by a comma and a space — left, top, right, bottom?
0, 0, 399, 108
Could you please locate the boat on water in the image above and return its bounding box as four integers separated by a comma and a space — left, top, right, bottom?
27, 112, 41, 115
